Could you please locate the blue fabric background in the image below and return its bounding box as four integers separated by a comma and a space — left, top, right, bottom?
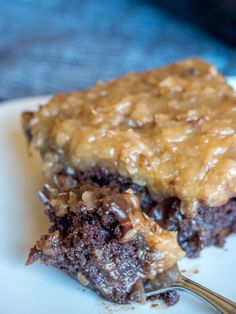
0, 0, 236, 100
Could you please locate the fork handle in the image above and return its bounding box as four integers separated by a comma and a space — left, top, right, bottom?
175, 276, 236, 314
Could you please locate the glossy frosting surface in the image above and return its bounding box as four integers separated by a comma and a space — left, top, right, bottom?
24, 59, 236, 215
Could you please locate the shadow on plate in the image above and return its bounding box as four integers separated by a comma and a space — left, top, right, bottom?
9, 128, 48, 261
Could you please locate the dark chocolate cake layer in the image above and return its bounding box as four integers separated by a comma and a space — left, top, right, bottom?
153, 198, 236, 257
54, 167, 236, 257
27, 184, 182, 304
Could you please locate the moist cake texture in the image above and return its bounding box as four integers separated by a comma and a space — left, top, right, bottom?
27, 183, 183, 304
55, 169, 236, 257
22, 58, 236, 304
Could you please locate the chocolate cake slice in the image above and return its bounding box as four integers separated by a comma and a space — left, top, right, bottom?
22, 58, 236, 303
27, 183, 183, 304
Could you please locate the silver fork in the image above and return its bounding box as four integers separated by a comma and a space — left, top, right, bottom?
144, 264, 236, 314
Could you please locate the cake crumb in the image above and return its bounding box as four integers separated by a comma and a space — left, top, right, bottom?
151, 303, 158, 308
181, 267, 199, 276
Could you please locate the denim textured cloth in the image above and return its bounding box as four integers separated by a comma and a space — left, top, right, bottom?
0, 0, 236, 100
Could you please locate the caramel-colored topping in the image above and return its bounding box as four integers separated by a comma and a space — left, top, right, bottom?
23, 59, 236, 215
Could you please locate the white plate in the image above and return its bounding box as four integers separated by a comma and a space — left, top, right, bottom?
1, 83, 236, 314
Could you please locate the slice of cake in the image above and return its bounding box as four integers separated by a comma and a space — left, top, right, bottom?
22, 59, 236, 304
26, 182, 183, 304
